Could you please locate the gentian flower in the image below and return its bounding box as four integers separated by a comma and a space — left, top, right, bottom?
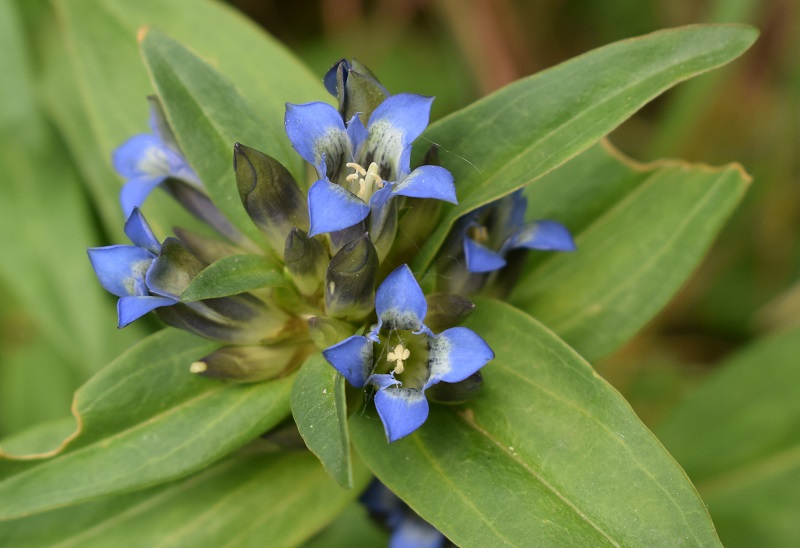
322, 265, 494, 442
284, 93, 457, 237
460, 189, 576, 273
360, 479, 446, 548
87, 208, 177, 328
113, 98, 201, 216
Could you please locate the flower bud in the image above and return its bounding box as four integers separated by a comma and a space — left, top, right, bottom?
284, 228, 328, 295
426, 372, 484, 405
324, 58, 389, 124
324, 233, 378, 321
190, 344, 302, 383
423, 293, 476, 332
173, 226, 243, 265
308, 316, 355, 350
233, 143, 309, 253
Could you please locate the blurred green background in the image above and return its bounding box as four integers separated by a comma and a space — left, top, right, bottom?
1, 0, 798, 545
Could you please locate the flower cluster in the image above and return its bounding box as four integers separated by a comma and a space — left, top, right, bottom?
88, 58, 574, 441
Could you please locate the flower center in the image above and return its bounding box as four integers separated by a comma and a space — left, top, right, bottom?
387, 343, 411, 374
467, 224, 490, 245
375, 330, 430, 390
346, 161, 385, 202
139, 144, 172, 176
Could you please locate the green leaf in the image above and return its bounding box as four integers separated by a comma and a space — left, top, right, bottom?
351, 298, 720, 546
509, 141, 749, 362
180, 254, 285, 302
139, 28, 278, 244
0, 329, 293, 520
0, 418, 76, 458
53, 0, 325, 238
0, 448, 372, 547
656, 326, 800, 547
291, 354, 353, 488
412, 24, 758, 270
304, 501, 388, 548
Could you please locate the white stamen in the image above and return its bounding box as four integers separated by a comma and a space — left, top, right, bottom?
346, 161, 385, 202
387, 343, 411, 375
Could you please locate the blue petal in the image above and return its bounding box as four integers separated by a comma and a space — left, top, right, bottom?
506, 220, 577, 252
88, 245, 155, 298
374, 386, 429, 442
507, 190, 528, 228
390, 517, 446, 548
322, 335, 374, 388
426, 327, 494, 388
360, 480, 405, 518
346, 114, 368, 156
323, 59, 350, 97
393, 165, 456, 204
365, 93, 433, 180
123, 208, 160, 255
307, 179, 370, 236
463, 236, 506, 273
119, 176, 166, 217
375, 265, 427, 330
113, 134, 183, 179
117, 295, 176, 328
284, 102, 350, 176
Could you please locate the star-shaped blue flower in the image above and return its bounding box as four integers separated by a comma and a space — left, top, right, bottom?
360, 480, 445, 548
462, 190, 576, 273
87, 208, 177, 328
113, 102, 201, 216
284, 93, 457, 237
322, 264, 494, 442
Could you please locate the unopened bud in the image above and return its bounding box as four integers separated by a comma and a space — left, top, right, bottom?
284, 228, 328, 295
424, 293, 476, 332
173, 226, 244, 265
324, 234, 378, 321
190, 344, 301, 383
308, 316, 355, 350
324, 58, 388, 124
426, 372, 484, 405
146, 237, 206, 299
233, 143, 308, 253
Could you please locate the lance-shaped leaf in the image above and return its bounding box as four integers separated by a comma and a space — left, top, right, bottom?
657, 326, 800, 547
0, 329, 293, 519
180, 254, 285, 302
509, 141, 749, 362
291, 354, 353, 488
351, 298, 720, 546
139, 28, 292, 245
0, 450, 372, 546
410, 24, 757, 271
233, 143, 309, 253
54, 0, 325, 237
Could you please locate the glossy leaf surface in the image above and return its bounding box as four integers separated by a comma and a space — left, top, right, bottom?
180, 254, 285, 302
351, 299, 720, 546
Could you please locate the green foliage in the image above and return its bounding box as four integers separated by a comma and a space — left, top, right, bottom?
657, 326, 800, 547
511, 142, 750, 362
412, 24, 758, 271
0, 329, 293, 519
0, 449, 372, 547
352, 298, 720, 546
291, 354, 353, 488
181, 255, 285, 302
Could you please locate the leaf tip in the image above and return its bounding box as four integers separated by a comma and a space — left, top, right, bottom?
137, 25, 151, 44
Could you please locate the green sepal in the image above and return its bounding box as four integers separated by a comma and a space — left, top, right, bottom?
424, 293, 476, 332
324, 233, 378, 321
233, 142, 308, 253
426, 371, 483, 405
284, 227, 328, 296
190, 344, 303, 383
308, 316, 357, 350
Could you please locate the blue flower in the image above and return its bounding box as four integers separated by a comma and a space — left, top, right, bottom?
461, 190, 576, 273
322, 265, 494, 442
284, 93, 457, 237
360, 480, 446, 548
87, 208, 177, 328
113, 101, 200, 216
